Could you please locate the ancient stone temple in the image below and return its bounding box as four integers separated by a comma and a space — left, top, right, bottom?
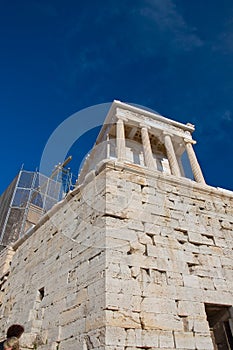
0, 100, 232, 349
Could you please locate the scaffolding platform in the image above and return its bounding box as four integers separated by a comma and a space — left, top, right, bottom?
0, 166, 73, 248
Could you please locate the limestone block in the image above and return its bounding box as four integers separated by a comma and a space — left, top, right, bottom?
188, 231, 214, 246
167, 271, 183, 286
127, 208, 154, 223
59, 337, 83, 350
203, 289, 233, 305
183, 251, 199, 266
190, 266, 221, 279
190, 317, 210, 333
141, 297, 176, 314
168, 256, 189, 274
158, 330, 174, 348
88, 294, 105, 313
226, 279, 233, 291
166, 198, 175, 209
198, 276, 215, 290
156, 257, 169, 272
58, 318, 86, 341
141, 283, 177, 300
174, 331, 195, 349
60, 304, 87, 326
146, 244, 159, 257
125, 254, 157, 269
0, 247, 14, 276
142, 193, 158, 205
106, 277, 141, 295
152, 235, 176, 247
137, 232, 153, 245
85, 313, 106, 332
173, 231, 189, 244
198, 255, 221, 268
140, 312, 183, 331
106, 326, 126, 346
220, 220, 232, 229
105, 237, 130, 253
171, 209, 184, 220
214, 237, 229, 247
183, 274, 199, 288
139, 268, 152, 283
174, 201, 188, 212
177, 301, 192, 316
106, 292, 141, 312
127, 219, 144, 231
195, 333, 214, 350
151, 269, 167, 285
182, 241, 199, 254
106, 310, 141, 328
106, 228, 138, 243
177, 301, 205, 318
144, 222, 161, 235
142, 186, 156, 195
224, 267, 233, 280
125, 329, 136, 346
221, 255, 233, 269
127, 328, 161, 348
146, 203, 168, 217
107, 262, 131, 279
84, 328, 105, 348
106, 194, 132, 213
225, 236, 233, 249
130, 266, 140, 278
140, 329, 159, 347
106, 249, 128, 265
129, 241, 146, 255
122, 172, 147, 186
175, 285, 203, 302
213, 277, 228, 291
88, 279, 105, 297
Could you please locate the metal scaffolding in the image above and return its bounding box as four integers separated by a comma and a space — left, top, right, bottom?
0, 163, 74, 248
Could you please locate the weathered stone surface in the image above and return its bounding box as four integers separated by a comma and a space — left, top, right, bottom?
0, 142, 232, 349
174, 331, 196, 349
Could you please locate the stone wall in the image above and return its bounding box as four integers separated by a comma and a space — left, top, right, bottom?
0, 161, 232, 349
0, 170, 108, 350
103, 162, 233, 350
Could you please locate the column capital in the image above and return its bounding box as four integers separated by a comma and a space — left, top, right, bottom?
139, 123, 151, 130
163, 131, 174, 138
115, 108, 128, 122
184, 138, 196, 145
116, 115, 128, 122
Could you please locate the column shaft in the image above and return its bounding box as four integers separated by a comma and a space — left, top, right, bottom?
141, 127, 155, 169
164, 134, 181, 177
106, 133, 110, 159
185, 141, 205, 184
116, 118, 126, 161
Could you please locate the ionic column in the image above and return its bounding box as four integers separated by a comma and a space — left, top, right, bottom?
185, 139, 206, 184
116, 117, 126, 161
106, 133, 110, 158
140, 125, 155, 169
163, 133, 181, 177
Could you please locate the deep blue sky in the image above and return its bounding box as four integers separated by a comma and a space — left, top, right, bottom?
1, 0, 233, 193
